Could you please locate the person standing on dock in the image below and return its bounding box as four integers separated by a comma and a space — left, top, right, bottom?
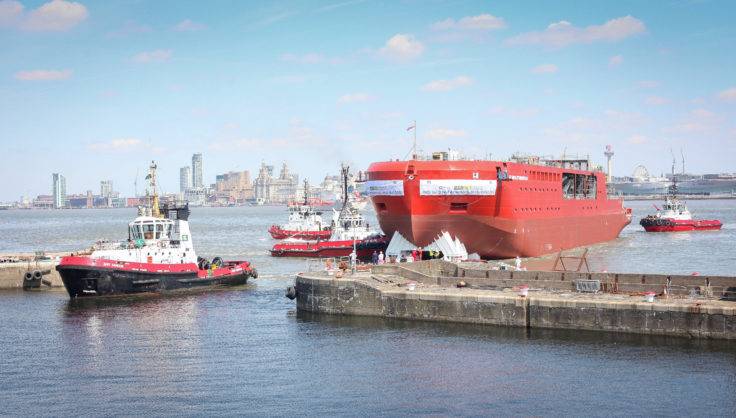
371, 251, 378, 265
378, 251, 385, 264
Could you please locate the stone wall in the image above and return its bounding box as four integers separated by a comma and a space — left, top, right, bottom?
295, 273, 736, 340
0, 261, 63, 289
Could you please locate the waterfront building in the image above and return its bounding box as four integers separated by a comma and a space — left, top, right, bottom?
192, 153, 203, 188
100, 180, 113, 198
52, 173, 66, 209
214, 170, 254, 203
180, 166, 192, 192
254, 162, 299, 204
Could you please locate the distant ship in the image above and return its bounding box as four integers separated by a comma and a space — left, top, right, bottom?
366, 150, 632, 259
640, 160, 722, 232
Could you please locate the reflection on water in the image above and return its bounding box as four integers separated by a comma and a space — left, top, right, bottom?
0, 285, 735, 416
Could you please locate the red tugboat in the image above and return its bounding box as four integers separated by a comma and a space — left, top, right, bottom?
269, 180, 332, 240
366, 150, 632, 259
640, 161, 722, 232
56, 162, 257, 298
270, 165, 387, 260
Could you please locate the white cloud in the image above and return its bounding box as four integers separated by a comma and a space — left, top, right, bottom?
637, 80, 660, 89
280, 52, 344, 65
627, 134, 648, 145
379, 34, 425, 61
87, 138, 154, 152
609, 54, 623, 67
531, 64, 558, 74
488, 106, 539, 118
664, 108, 721, 135
21, 0, 88, 31
506, 16, 645, 48
421, 75, 473, 92
0, 0, 23, 27
645, 96, 669, 105
717, 87, 736, 102
132, 49, 172, 63
14, 69, 72, 81
174, 19, 206, 32
426, 128, 467, 140
432, 13, 506, 31
107, 21, 151, 38
337, 93, 374, 104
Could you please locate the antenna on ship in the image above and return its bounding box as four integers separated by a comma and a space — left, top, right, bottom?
669, 149, 678, 197
680, 148, 685, 174
303, 178, 309, 206
407, 121, 417, 159
134, 168, 139, 197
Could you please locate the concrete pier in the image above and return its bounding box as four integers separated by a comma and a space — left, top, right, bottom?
294, 260, 736, 340
0, 261, 63, 289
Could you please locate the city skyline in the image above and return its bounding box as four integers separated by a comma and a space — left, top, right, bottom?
1, 0, 736, 201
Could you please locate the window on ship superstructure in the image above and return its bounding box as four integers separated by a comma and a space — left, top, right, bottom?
562, 173, 596, 199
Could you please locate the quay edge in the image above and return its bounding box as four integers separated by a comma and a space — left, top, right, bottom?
294, 261, 736, 340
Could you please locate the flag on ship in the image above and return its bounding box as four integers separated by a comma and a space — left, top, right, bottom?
406, 122, 415, 131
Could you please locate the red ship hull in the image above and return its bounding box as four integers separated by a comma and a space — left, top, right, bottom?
366, 160, 632, 259
268, 225, 332, 240
270, 237, 388, 260
641, 218, 722, 232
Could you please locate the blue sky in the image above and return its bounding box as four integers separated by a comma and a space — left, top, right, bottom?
1, 0, 735, 200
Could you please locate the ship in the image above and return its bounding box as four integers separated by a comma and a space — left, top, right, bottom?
56, 161, 257, 298
269, 180, 332, 240
365, 150, 632, 259
270, 165, 386, 259
639, 159, 722, 232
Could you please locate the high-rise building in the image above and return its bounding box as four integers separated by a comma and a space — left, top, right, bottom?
180, 166, 192, 192
192, 153, 203, 188
52, 173, 66, 209
100, 180, 113, 198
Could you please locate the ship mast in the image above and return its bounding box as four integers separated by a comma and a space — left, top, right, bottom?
669, 150, 678, 198
341, 164, 350, 206
147, 161, 161, 218
303, 178, 309, 206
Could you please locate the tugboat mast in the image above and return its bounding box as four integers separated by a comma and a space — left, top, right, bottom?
147, 160, 161, 218
303, 179, 310, 206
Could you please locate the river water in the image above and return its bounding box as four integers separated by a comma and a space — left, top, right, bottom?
0, 202, 735, 416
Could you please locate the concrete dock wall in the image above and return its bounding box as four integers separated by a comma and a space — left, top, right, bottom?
372, 261, 736, 299
295, 271, 736, 340
0, 261, 63, 289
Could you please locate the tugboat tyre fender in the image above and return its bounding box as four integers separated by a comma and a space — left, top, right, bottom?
23, 271, 33, 281
33, 270, 43, 280
285, 286, 298, 300
251, 269, 258, 279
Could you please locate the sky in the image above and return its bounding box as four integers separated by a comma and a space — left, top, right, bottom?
1, 0, 735, 201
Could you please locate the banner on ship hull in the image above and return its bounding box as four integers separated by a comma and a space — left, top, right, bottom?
419, 179, 497, 196
364, 180, 405, 196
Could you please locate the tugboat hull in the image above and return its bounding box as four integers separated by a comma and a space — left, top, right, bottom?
640, 217, 722, 232
56, 257, 255, 298
270, 237, 388, 260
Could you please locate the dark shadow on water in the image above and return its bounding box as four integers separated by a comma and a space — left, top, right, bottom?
296, 310, 736, 353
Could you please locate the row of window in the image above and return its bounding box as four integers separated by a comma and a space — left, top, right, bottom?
522, 169, 560, 182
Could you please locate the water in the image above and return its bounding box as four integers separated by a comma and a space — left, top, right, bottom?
0, 203, 735, 416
